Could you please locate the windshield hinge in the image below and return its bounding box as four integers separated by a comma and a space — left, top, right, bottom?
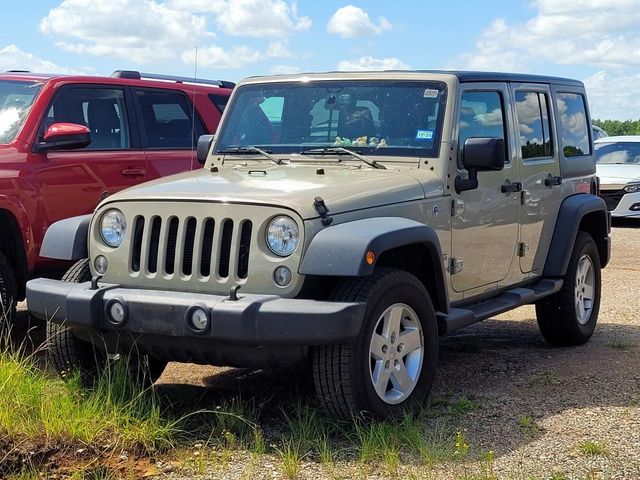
314, 197, 334, 226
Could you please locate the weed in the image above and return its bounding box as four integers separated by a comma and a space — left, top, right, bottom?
607, 335, 634, 350
277, 439, 302, 479
549, 472, 569, 480
529, 370, 558, 387
454, 430, 470, 459
578, 440, 608, 456
449, 395, 480, 416
519, 414, 541, 438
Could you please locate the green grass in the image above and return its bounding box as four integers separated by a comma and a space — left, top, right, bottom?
529, 370, 559, 387
607, 335, 635, 350
0, 347, 179, 452
578, 440, 608, 456
519, 414, 541, 438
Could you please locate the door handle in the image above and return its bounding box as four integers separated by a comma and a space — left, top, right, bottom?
501, 180, 522, 193
121, 168, 146, 176
545, 175, 562, 187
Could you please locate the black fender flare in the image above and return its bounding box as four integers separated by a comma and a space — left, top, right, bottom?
299, 217, 448, 310
543, 194, 610, 276
40, 214, 91, 261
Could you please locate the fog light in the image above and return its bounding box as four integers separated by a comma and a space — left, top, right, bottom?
630, 203, 640, 211
105, 299, 127, 326
274, 266, 292, 287
94, 255, 108, 274
187, 306, 209, 333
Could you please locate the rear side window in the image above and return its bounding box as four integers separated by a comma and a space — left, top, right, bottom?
208, 93, 228, 114
43, 87, 130, 150
515, 91, 553, 159
459, 91, 507, 161
135, 90, 204, 148
556, 92, 590, 157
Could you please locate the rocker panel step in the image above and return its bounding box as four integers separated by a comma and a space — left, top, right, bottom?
436, 278, 563, 335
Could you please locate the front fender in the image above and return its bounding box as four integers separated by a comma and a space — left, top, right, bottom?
300, 217, 444, 277
40, 214, 91, 261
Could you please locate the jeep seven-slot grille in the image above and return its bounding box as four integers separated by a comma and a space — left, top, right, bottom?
130, 215, 253, 280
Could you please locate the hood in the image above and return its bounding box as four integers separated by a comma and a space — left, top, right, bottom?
103, 164, 436, 219
596, 164, 640, 187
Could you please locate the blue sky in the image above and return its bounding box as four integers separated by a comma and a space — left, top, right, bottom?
1, 0, 639, 119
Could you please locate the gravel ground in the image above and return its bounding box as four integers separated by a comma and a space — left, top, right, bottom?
17, 222, 639, 479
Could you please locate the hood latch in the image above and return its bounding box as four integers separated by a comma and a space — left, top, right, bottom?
314, 197, 333, 226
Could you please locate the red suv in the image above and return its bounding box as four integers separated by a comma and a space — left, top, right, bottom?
0, 70, 233, 323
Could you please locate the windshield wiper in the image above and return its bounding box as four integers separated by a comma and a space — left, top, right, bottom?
300, 147, 386, 170
218, 146, 284, 165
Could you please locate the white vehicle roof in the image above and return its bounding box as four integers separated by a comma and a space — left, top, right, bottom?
595, 135, 640, 144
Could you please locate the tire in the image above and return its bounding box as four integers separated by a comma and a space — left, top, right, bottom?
48, 259, 167, 387
536, 232, 602, 346
0, 251, 17, 327
312, 268, 438, 419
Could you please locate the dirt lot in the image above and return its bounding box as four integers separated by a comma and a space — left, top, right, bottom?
14, 221, 640, 479
151, 221, 640, 479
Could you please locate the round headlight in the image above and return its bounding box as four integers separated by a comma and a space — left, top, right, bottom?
100, 209, 127, 247
266, 216, 299, 257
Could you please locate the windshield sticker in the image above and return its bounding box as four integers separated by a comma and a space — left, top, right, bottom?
415, 129, 434, 141
423, 89, 439, 98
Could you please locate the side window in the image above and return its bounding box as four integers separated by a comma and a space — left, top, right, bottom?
556, 92, 590, 157
43, 87, 130, 150
136, 90, 205, 149
515, 91, 553, 159
208, 93, 228, 114
459, 91, 506, 160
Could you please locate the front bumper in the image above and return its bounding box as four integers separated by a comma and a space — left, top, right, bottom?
26, 278, 365, 347
601, 190, 640, 217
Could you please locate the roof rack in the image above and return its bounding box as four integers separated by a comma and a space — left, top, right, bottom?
111, 70, 235, 89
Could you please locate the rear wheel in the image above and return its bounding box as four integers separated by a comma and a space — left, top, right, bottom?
536, 232, 602, 346
48, 259, 166, 387
0, 251, 17, 327
312, 268, 438, 419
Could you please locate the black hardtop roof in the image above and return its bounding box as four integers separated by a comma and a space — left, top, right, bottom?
414, 70, 584, 87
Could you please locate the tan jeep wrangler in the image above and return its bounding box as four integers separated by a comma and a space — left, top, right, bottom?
27, 71, 611, 419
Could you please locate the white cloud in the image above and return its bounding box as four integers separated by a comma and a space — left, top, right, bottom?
327, 5, 391, 38
182, 41, 293, 69
166, 0, 226, 13
40, 0, 211, 64
584, 71, 640, 120
216, 0, 311, 38
337, 56, 408, 71
270, 65, 301, 74
453, 1, 640, 71
0, 44, 80, 74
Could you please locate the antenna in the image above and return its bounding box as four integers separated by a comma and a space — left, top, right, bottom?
190, 46, 198, 171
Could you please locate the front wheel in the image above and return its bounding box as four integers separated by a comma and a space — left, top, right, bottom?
536, 232, 602, 346
48, 259, 167, 388
312, 268, 438, 419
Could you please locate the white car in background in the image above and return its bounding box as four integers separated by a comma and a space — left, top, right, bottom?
595, 136, 640, 217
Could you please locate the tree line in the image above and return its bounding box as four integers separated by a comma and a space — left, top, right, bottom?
592, 119, 640, 136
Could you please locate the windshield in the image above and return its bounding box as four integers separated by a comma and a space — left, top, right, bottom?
0, 80, 42, 144
215, 80, 447, 158
595, 142, 640, 164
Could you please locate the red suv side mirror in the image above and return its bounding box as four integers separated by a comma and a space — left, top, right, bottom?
35, 123, 92, 152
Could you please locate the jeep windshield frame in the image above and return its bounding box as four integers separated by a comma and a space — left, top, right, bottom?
214, 80, 447, 158
0, 80, 43, 144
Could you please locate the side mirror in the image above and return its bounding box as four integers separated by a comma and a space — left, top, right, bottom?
455, 138, 505, 193
35, 123, 91, 152
196, 134, 215, 164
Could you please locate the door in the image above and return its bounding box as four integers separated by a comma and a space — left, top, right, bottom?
511, 85, 562, 273
34, 85, 147, 230
451, 85, 520, 293
133, 88, 206, 179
